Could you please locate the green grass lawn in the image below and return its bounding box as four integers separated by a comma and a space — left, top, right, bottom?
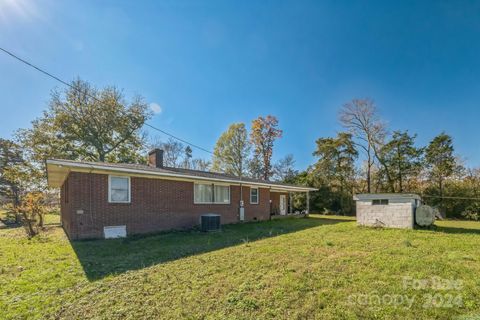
1, 213, 480, 319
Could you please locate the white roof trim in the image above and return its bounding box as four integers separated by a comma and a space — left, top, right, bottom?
46, 159, 317, 192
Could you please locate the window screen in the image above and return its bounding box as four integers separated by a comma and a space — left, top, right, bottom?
109, 176, 130, 203
214, 185, 230, 204
194, 183, 213, 203
250, 188, 259, 204
194, 183, 230, 204
372, 199, 389, 205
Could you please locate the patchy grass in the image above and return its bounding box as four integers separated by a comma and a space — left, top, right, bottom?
1, 214, 480, 319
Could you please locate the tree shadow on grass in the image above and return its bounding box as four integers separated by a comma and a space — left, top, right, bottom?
428, 225, 480, 235
71, 217, 351, 281
0, 211, 22, 229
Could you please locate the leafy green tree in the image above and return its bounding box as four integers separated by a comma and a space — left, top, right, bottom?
0, 139, 24, 208
250, 116, 282, 180
311, 132, 358, 214
425, 133, 456, 182
18, 79, 151, 164
212, 123, 250, 176
425, 132, 459, 213
313, 133, 358, 183
0, 139, 43, 222
247, 157, 263, 179
378, 131, 423, 192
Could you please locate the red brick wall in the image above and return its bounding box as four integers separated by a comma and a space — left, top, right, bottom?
240, 186, 270, 221
61, 172, 272, 239
60, 176, 74, 237
270, 192, 288, 215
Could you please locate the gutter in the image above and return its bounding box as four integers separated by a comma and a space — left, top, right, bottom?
46, 159, 318, 192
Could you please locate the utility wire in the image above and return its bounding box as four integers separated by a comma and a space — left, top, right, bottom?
422, 194, 480, 201
0, 46, 214, 155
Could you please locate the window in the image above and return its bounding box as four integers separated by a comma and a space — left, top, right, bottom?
108, 176, 131, 203
250, 187, 259, 204
194, 183, 230, 204
372, 199, 389, 205
194, 183, 213, 203
214, 185, 230, 204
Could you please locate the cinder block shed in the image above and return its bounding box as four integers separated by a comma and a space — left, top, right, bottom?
353, 193, 421, 229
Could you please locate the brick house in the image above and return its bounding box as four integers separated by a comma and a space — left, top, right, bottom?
46, 149, 316, 239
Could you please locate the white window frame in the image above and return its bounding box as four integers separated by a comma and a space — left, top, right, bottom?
108, 175, 131, 203
193, 182, 231, 204
250, 187, 259, 204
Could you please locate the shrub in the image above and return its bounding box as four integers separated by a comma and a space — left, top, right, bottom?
461, 203, 480, 221
16, 192, 47, 238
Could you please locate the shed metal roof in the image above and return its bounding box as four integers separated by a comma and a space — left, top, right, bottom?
353, 193, 421, 201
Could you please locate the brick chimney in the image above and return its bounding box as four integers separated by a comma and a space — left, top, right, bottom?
148, 149, 164, 168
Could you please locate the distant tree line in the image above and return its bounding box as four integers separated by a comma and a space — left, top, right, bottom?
0, 80, 478, 226
0, 80, 290, 227
287, 98, 475, 219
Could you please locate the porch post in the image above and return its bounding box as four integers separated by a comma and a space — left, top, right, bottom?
306, 191, 310, 214
289, 192, 292, 214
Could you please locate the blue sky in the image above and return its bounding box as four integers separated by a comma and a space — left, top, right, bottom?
1, 0, 479, 169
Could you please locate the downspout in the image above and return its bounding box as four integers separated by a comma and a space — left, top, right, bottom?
88, 166, 94, 232
239, 171, 244, 222
269, 187, 272, 220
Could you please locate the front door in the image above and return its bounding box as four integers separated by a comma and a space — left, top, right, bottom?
280, 195, 287, 215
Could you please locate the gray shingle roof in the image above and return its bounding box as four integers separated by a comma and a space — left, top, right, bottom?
47, 159, 316, 191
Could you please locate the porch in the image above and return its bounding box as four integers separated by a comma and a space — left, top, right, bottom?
269, 189, 313, 217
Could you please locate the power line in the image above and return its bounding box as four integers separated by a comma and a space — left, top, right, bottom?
422, 194, 480, 201
144, 123, 213, 154
0, 46, 214, 155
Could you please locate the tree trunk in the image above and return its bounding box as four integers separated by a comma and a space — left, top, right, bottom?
397, 145, 403, 193
371, 142, 395, 193
21, 212, 36, 238
366, 149, 372, 193
38, 213, 44, 228
439, 177, 445, 217
13, 189, 21, 224
398, 166, 403, 192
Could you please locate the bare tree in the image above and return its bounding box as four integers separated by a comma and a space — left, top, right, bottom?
272, 154, 298, 182
151, 137, 185, 168
182, 146, 193, 169
339, 98, 391, 192
191, 158, 211, 171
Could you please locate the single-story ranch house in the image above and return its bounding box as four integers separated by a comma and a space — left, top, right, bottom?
46, 149, 316, 239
